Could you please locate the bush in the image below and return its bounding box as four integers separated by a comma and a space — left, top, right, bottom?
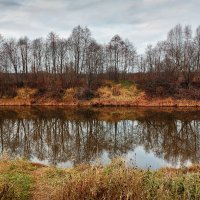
175, 87, 200, 100
75, 88, 95, 100
0, 86, 17, 98
141, 78, 177, 97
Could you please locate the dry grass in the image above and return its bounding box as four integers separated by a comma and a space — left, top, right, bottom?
97, 84, 141, 100
2, 84, 200, 107
63, 88, 77, 102
15, 88, 37, 100
0, 158, 200, 200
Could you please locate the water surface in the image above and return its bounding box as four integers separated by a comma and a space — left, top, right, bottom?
0, 106, 200, 169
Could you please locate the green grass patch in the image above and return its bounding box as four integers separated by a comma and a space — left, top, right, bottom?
0, 172, 32, 200
120, 80, 134, 88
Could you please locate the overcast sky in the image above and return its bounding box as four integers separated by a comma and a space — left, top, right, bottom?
0, 0, 199, 53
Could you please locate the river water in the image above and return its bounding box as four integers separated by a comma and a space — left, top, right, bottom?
0, 106, 199, 169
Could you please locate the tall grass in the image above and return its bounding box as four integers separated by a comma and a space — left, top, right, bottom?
1, 158, 200, 199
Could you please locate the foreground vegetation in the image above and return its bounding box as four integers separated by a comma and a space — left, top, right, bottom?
0, 158, 200, 200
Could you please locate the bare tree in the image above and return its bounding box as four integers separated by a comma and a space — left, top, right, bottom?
4, 38, 19, 76
57, 38, 68, 74
68, 26, 91, 78
47, 32, 59, 74
31, 38, 44, 73
18, 36, 30, 74
85, 40, 103, 86
194, 26, 200, 71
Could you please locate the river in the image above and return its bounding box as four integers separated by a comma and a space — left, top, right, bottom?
0, 106, 199, 169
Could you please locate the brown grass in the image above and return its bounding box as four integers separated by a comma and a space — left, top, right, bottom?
1, 84, 200, 107
15, 88, 38, 100
63, 88, 78, 103
96, 84, 143, 100
0, 158, 200, 200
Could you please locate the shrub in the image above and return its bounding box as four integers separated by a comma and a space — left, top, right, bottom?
175, 87, 200, 100
0, 86, 17, 98
75, 88, 95, 100
141, 78, 177, 97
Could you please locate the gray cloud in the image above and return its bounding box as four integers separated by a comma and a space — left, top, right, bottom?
0, 0, 199, 53
0, 0, 22, 7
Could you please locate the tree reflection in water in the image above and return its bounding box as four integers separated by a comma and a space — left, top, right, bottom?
0, 107, 200, 167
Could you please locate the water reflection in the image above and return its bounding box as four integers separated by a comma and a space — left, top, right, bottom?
0, 107, 200, 169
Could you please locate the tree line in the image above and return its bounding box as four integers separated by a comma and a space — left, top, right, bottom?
0, 24, 200, 97
0, 26, 137, 85
139, 24, 200, 88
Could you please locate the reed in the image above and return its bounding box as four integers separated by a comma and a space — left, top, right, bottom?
0, 158, 200, 199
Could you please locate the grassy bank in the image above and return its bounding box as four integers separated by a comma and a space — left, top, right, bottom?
0, 158, 200, 200
1, 82, 200, 107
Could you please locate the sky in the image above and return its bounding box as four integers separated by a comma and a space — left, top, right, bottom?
0, 0, 199, 53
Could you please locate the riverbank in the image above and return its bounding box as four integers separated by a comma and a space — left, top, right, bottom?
1, 86, 200, 107
0, 158, 200, 200
1, 95, 200, 107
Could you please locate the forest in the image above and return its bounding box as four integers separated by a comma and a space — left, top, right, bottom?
0, 24, 200, 102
